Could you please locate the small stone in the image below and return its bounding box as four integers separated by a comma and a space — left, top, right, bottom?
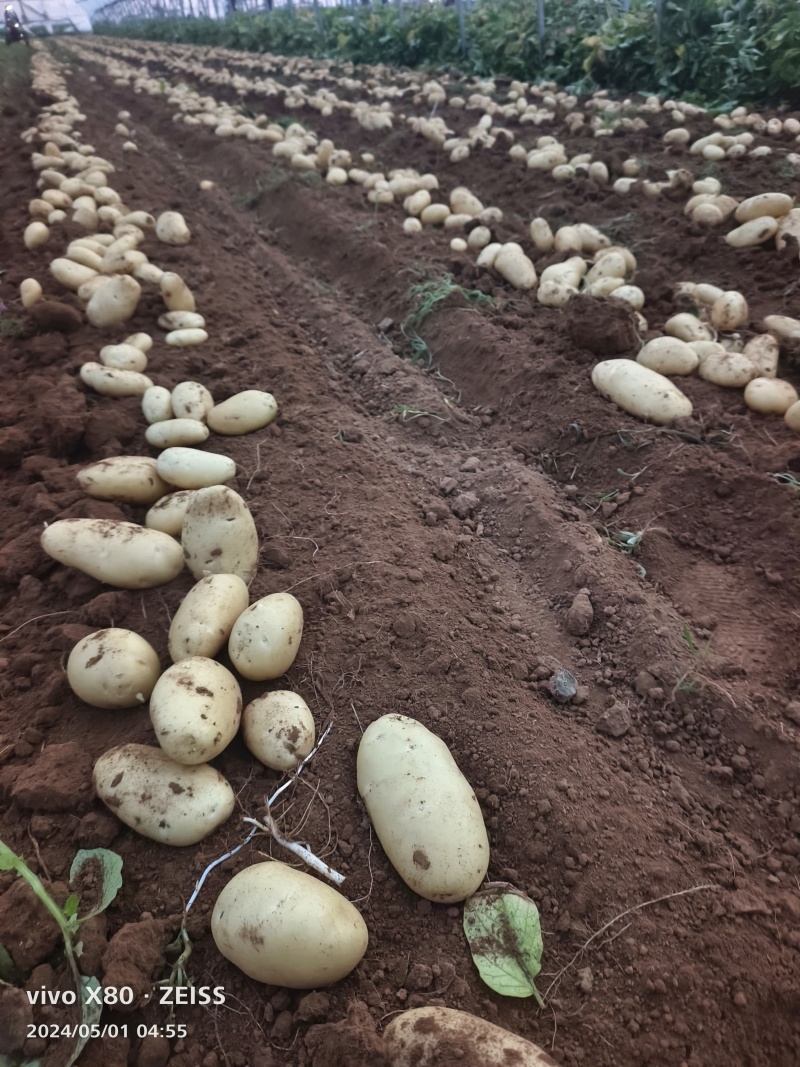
565, 590, 594, 636
595, 702, 631, 738
634, 670, 657, 696
295, 992, 330, 1024
577, 966, 593, 994
460, 456, 480, 472
548, 669, 578, 703
733, 991, 747, 1007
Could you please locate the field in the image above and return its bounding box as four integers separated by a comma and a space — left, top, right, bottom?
1, 33, 799, 1067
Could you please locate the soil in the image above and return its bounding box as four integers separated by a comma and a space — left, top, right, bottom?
1, 36, 799, 1067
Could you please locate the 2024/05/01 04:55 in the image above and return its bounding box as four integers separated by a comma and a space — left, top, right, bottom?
27, 1023, 189, 1040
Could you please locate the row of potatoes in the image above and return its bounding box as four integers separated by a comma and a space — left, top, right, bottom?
21, 46, 561, 1064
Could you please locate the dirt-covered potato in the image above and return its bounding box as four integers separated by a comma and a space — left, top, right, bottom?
181, 486, 258, 582
242, 691, 315, 771
228, 592, 304, 680
592, 359, 692, 424
149, 657, 242, 764
41, 519, 184, 588
67, 628, 160, 709
383, 1007, 558, 1066
168, 574, 249, 662
76, 456, 169, 504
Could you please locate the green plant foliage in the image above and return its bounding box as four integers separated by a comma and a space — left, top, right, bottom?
463, 882, 545, 1004
94, 0, 800, 107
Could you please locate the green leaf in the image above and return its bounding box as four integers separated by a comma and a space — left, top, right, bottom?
69, 849, 123, 923
463, 882, 545, 1005
63, 894, 79, 919
0, 841, 19, 872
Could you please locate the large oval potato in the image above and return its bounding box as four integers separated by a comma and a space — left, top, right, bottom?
67, 628, 160, 709
80, 363, 153, 398
357, 714, 489, 903
93, 743, 235, 846
149, 657, 242, 765
228, 593, 304, 681
243, 691, 315, 771
211, 861, 368, 987
76, 456, 169, 505
86, 275, 141, 327
181, 486, 259, 582
41, 519, 184, 588
168, 574, 249, 662
156, 448, 236, 489
636, 337, 698, 376
592, 359, 692, 424
383, 1008, 557, 1067
206, 391, 279, 436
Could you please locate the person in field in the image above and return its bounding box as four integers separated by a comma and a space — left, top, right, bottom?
4, 4, 29, 46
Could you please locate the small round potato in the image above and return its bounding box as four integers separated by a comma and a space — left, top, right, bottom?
172, 381, 214, 422
243, 691, 315, 771
228, 593, 304, 681
211, 861, 368, 987
94, 743, 235, 846
744, 377, 798, 414
710, 291, 748, 332
168, 574, 249, 662
67, 628, 160, 709
636, 337, 699, 376
150, 657, 242, 765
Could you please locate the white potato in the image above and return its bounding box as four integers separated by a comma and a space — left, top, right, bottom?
49, 258, 96, 290
743, 334, 779, 378
77, 456, 169, 504
94, 743, 235, 846
41, 518, 184, 588
710, 292, 749, 331
228, 592, 304, 681
172, 381, 214, 422
243, 691, 315, 771
20, 278, 43, 308
449, 187, 483, 216
86, 275, 141, 327
145, 490, 196, 536
743, 377, 798, 414
762, 314, 800, 344
420, 204, 450, 226
124, 332, 152, 353
166, 328, 209, 347
142, 386, 174, 424
691, 283, 725, 308
67, 628, 160, 709
158, 311, 205, 330
493, 244, 537, 290
689, 341, 727, 365
157, 448, 236, 490
476, 242, 502, 270
357, 714, 489, 903
664, 313, 713, 343
784, 400, 800, 432
25, 222, 50, 250
169, 574, 249, 662
383, 1008, 558, 1067
99, 343, 148, 373
725, 217, 779, 248
775, 208, 800, 251
145, 419, 211, 449
181, 486, 259, 582
697, 351, 756, 387
211, 861, 368, 987
609, 284, 645, 310
734, 192, 793, 222
206, 391, 278, 436
537, 279, 576, 307
155, 210, 191, 245
160, 272, 196, 313
149, 657, 242, 765
592, 359, 693, 424
467, 226, 492, 250
586, 251, 627, 282
403, 217, 422, 235
529, 217, 554, 253
637, 337, 699, 376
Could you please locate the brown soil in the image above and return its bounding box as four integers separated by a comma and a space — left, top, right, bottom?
1, 38, 799, 1067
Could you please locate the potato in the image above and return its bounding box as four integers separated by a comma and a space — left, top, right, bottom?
99, 343, 148, 373
584, 277, 623, 298
493, 243, 537, 290
710, 291, 748, 331
77, 456, 169, 504
664, 313, 713, 343
467, 226, 492, 250
554, 225, 582, 252
775, 208, 800, 251
541, 256, 586, 288
420, 203, 450, 226
125, 332, 153, 353
784, 400, 800, 432
475, 242, 502, 270
383, 1008, 557, 1067
725, 217, 779, 248
67, 628, 160, 709
403, 217, 422, 235
743, 334, 779, 378
160, 272, 196, 313
80, 363, 154, 399
697, 351, 756, 387
243, 691, 315, 771
149, 657, 241, 765
637, 337, 698, 375
537, 279, 576, 307
94, 743, 235, 846
169, 574, 249, 662
181, 486, 259, 582
529, 217, 554, 253
166, 328, 209, 347
586, 251, 627, 282
20, 278, 43, 308
155, 210, 191, 245
211, 861, 368, 987
41, 518, 184, 588
404, 189, 431, 217
50, 257, 96, 290
592, 359, 693, 424
691, 283, 725, 308
141, 386, 173, 425
158, 311, 205, 331
744, 377, 798, 414
204, 391, 278, 436
734, 192, 793, 222
86, 275, 141, 327
609, 284, 645, 310
762, 314, 800, 344
24, 222, 50, 250
449, 187, 483, 216
229, 592, 304, 681
145, 419, 211, 449
145, 490, 196, 536
172, 381, 214, 422
157, 448, 236, 490
357, 714, 489, 903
